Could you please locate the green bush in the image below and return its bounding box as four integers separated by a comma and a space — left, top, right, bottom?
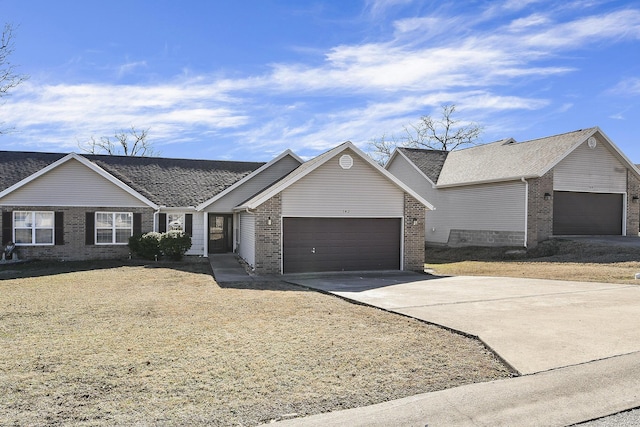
158, 231, 192, 261
129, 232, 162, 260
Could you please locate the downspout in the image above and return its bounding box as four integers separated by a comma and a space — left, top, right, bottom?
153, 206, 166, 232
521, 177, 528, 248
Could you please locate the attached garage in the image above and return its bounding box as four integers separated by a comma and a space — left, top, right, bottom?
553, 191, 623, 235
282, 217, 401, 273
234, 142, 433, 275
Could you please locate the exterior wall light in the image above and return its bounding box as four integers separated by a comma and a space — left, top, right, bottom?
633, 196, 639, 203
267, 217, 272, 225
412, 218, 418, 226
543, 193, 551, 201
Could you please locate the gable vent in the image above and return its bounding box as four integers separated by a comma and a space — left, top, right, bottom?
339, 154, 353, 169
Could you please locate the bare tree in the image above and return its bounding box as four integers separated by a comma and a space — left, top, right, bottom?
369, 104, 482, 165
79, 126, 158, 157
1, 23, 28, 133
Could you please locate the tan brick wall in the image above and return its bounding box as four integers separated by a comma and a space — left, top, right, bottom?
627, 171, 640, 236
403, 193, 425, 271
254, 194, 282, 274
527, 170, 554, 248
1, 206, 154, 261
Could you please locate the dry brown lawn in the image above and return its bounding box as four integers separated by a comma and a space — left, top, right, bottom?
0, 260, 510, 427
427, 239, 640, 284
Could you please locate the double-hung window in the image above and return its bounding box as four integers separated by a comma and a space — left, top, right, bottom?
95, 212, 133, 244
14, 211, 55, 245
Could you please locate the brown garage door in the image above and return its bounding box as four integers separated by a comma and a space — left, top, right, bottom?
553, 191, 623, 235
283, 218, 401, 273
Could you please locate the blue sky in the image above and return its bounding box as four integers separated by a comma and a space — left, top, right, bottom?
1, 0, 640, 162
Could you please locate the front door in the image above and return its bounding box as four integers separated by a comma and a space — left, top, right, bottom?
208, 214, 233, 253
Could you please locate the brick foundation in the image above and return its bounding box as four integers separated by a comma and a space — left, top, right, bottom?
447, 229, 525, 247
527, 171, 553, 248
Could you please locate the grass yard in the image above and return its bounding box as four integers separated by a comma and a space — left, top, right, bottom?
0, 260, 510, 427
427, 239, 640, 284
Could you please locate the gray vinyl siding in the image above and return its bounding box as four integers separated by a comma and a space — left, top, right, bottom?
0, 159, 148, 207
427, 181, 526, 244
386, 154, 439, 204
205, 154, 301, 212
554, 141, 627, 193
238, 212, 255, 267
282, 149, 404, 217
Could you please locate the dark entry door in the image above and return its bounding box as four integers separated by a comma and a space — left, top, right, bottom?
208, 214, 233, 253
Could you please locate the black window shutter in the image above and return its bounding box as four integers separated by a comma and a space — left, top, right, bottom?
158, 213, 167, 232
133, 213, 142, 235
185, 214, 193, 236
85, 212, 95, 245
55, 212, 64, 245
2, 211, 12, 245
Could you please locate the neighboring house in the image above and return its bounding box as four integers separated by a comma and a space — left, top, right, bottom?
0, 142, 431, 274
386, 127, 640, 248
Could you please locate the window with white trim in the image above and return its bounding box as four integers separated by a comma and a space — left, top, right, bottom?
167, 213, 185, 232
14, 211, 55, 245
95, 212, 133, 244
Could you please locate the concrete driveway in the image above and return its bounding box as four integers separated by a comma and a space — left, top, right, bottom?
284, 272, 640, 375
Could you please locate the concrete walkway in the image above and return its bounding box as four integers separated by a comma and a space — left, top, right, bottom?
208, 253, 255, 283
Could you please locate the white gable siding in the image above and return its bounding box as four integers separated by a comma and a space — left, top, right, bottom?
238, 212, 255, 267
0, 159, 148, 207
554, 140, 627, 193
427, 181, 526, 244
282, 149, 404, 217
205, 155, 301, 212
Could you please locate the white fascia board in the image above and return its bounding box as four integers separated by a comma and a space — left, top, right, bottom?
158, 206, 197, 212
0, 153, 159, 209
195, 149, 303, 211
237, 141, 435, 211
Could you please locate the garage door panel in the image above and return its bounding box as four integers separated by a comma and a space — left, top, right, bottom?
553, 191, 622, 235
283, 218, 401, 273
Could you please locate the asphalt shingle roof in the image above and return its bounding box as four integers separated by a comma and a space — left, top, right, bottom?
436, 127, 599, 186
0, 151, 265, 207
396, 147, 449, 183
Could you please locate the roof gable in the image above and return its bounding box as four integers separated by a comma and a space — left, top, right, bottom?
236, 141, 434, 211
391, 147, 449, 184
0, 153, 158, 208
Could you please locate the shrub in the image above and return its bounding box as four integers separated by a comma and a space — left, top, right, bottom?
159, 231, 192, 261
129, 232, 162, 260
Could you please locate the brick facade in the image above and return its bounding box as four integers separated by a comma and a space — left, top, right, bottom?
627, 170, 640, 236
1, 206, 154, 261
527, 170, 554, 248
403, 193, 426, 271
253, 194, 282, 274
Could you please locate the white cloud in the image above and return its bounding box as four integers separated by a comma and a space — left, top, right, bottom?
3, 2, 640, 159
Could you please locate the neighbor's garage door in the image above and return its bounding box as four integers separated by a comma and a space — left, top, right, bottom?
283, 218, 401, 273
553, 191, 623, 235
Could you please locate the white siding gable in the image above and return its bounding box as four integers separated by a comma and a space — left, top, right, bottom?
282, 149, 404, 217
0, 158, 148, 207
554, 139, 627, 193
